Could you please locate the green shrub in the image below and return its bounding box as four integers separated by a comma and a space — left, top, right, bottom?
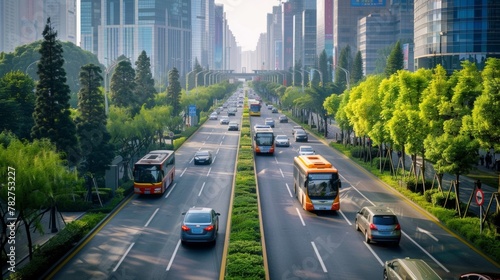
424, 188, 440, 203
432, 191, 456, 209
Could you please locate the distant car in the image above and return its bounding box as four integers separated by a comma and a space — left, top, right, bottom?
279, 115, 288, 123
194, 150, 213, 165
228, 122, 239, 131
272, 107, 278, 113
209, 113, 218, 120
275, 135, 290, 147
227, 107, 237, 116
294, 129, 308, 142
265, 118, 275, 128
267, 104, 273, 110
181, 207, 220, 245
355, 206, 401, 245
384, 258, 442, 280
298, 145, 315, 155
219, 117, 230, 125
292, 126, 303, 135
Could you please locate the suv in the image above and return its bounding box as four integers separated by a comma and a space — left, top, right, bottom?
355, 206, 401, 245
384, 258, 442, 280
294, 129, 308, 142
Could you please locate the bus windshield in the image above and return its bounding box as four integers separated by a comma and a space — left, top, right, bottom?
307, 174, 339, 198
255, 133, 273, 146
134, 165, 162, 183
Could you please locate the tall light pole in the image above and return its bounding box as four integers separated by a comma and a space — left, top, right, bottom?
440, 31, 446, 68
196, 70, 208, 88
334, 65, 350, 90
310, 68, 323, 86
186, 69, 197, 94
25, 60, 39, 75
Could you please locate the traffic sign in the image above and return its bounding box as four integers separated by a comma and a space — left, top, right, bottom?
475, 189, 484, 206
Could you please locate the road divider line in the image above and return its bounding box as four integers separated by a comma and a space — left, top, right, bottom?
363, 242, 384, 266
164, 183, 176, 199
279, 168, 284, 178
167, 240, 181, 271
311, 242, 328, 273
180, 167, 187, 177
402, 231, 450, 272
285, 183, 293, 197
207, 167, 212, 176
144, 208, 159, 227
416, 226, 439, 242
113, 242, 135, 272
339, 210, 351, 226
295, 208, 306, 226
198, 182, 206, 196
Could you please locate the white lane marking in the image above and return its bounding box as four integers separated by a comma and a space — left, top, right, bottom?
180, 168, 187, 177
164, 183, 176, 199
295, 208, 306, 226
207, 167, 212, 176
198, 182, 206, 196
285, 183, 293, 197
363, 242, 384, 266
166, 240, 181, 271
144, 208, 159, 227
339, 209, 351, 226
279, 168, 284, 178
113, 242, 135, 272
416, 226, 439, 242
311, 242, 328, 273
402, 231, 449, 272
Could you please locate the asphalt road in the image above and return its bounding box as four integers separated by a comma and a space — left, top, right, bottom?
254, 106, 500, 280
50, 96, 242, 279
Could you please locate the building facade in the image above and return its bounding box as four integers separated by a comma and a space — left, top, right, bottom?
316, 0, 333, 58
414, 0, 500, 72
191, 0, 214, 70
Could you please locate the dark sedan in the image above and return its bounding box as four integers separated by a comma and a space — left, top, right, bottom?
193, 150, 213, 165
181, 207, 220, 245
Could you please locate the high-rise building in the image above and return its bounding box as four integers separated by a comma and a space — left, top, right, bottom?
191, 0, 214, 70
282, 0, 303, 71
333, 0, 389, 66
166, 0, 191, 76
316, 0, 333, 58
214, 4, 224, 70
267, 5, 282, 70
414, 0, 500, 72
302, 9, 316, 70
0, 0, 77, 53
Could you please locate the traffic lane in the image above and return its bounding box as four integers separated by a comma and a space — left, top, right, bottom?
319, 149, 500, 277
51, 195, 166, 279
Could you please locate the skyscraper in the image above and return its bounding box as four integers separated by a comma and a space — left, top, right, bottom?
414, 0, 500, 72
191, 0, 214, 70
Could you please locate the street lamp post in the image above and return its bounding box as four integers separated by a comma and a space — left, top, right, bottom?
186, 69, 197, 94
195, 70, 208, 88
440, 31, 446, 67
310, 68, 323, 86
25, 60, 39, 75
334, 65, 350, 90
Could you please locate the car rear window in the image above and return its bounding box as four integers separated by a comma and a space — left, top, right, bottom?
185, 213, 211, 223
373, 215, 397, 225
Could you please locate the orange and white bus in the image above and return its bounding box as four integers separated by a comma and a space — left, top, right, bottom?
253, 127, 275, 155
249, 100, 261, 116
293, 155, 342, 211
133, 150, 175, 195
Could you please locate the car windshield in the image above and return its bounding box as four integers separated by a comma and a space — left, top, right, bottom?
196, 151, 209, 156
276, 136, 287, 140
256, 134, 273, 145
307, 179, 337, 198
373, 215, 397, 225
301, 147, 313, 152
185, 213, 211, 223
134, 165, 161, 183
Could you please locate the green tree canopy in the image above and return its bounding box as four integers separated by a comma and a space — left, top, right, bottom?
385, 41, 404, 77
134, 51, 156, 109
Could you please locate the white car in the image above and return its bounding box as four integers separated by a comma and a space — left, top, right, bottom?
209, 113, 218, 120
275, 135, 290, 147
298, 146, 315, 155
219, 117, 230, 124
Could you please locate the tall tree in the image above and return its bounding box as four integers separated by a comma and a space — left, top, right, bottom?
134, 51, 156, 109
318, 50, 331, 84
31, 18, 79, 163
351, 51, 363, 85
335, 45, 352, 92
167, 67, 182, 117
109, 59, 136, 112
75, 64, 115, 176
385, 41, 404, 77
0, 71, 35, 139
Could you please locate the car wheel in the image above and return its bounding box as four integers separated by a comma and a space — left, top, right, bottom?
383, 270, 388, 280
365, 231, 371, 244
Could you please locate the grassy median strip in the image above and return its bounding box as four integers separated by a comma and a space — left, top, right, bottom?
224, 108, 266, 280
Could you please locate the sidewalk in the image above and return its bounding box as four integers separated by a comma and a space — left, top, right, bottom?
322, 120, 498, 217
2, 211, 85, 278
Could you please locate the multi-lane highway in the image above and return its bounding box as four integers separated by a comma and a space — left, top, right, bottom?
51, 99, 242, 279
254, 103, 499, 280
49, 87, 499, 280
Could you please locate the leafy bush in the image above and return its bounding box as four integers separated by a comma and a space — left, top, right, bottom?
432, 191, 456, 209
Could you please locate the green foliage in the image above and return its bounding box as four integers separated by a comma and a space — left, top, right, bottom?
351, 51, 364, 84
167, 67, 182, 116
134, 51, 157, 109
110, 59, 136, 111
31, 18, 79, 163
385, 41, 404, 77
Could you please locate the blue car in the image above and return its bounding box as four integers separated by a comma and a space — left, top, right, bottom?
181, 207, 220, 245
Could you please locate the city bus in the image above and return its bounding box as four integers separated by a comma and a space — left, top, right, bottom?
253, 127, 275, 155
293, 155, 342, 211
133, 150, 175, 195
249, 100, 261, 116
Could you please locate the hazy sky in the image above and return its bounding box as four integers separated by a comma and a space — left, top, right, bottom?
215, 0, 278, 51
